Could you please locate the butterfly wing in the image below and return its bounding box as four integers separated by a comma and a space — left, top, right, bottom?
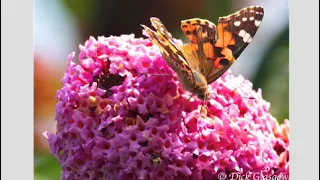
180, 18, 217, 78
180, 18, 217, 45
206, 6, 264, 84
141, 18, 195, 84
180, 6, 264, 84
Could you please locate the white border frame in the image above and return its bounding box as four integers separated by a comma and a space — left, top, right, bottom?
1, 0, 319, 179
290, 0, 319, 179
2, 0, 34, 179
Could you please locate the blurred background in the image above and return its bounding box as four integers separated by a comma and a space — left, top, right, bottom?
34, 0, 289, 179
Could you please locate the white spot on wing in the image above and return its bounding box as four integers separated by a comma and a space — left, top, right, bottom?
242, 17, 247, 22
247, 37, 252, 43
249, 17, 254, 21
243, 33, 252, 42
234, 21, 241, 26
238, 29, 252, 42
255, 20, 261, 27
239, 30, 246, 37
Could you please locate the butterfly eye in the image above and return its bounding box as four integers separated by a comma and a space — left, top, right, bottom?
219, 58, 230, 66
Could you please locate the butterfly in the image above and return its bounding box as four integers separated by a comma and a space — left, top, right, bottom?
141, 6, 264, 101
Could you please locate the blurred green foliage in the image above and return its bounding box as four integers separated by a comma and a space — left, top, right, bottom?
35, 1, 288, 179
252, 27, 289, 123
62, 0, 232, 41
34, 153, 61, 180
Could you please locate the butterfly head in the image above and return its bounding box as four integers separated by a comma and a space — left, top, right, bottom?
197, 91, 209, 101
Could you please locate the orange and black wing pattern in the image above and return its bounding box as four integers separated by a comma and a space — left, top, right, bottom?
207, 6, 264, 84
179, 6, 264, 84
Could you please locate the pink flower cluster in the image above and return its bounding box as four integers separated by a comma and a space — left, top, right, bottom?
44, 34, 289, 180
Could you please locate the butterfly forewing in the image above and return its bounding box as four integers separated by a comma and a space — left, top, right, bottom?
205, 6, 264, 84
216, 6, 264, 58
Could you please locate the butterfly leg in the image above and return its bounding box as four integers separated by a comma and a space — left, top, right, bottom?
137, 72, 172, 77
199, 93, 208, 114
190, 96, 208, 135
135, 72, 177, 82
181, 93, 194, 126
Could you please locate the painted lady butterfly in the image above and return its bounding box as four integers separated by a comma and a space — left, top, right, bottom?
142, 6, 264, 101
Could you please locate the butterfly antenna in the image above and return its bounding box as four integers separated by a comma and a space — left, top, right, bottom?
137, 72, 171, 76
240, 96, 256, 99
